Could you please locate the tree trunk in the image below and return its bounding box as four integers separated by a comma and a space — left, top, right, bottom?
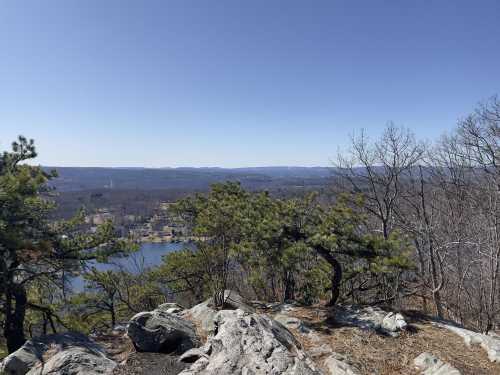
429, 243, 444, 319
329, 257, 343, 305
110, 306, 116, 328
42, 314, 48, 335
419, 165, 444, 319
283, 270, 295, 301
4, 283, 27, 353
312, 245, 343, 306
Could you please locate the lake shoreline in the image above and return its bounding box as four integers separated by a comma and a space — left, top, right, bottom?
72, 242, 187, 291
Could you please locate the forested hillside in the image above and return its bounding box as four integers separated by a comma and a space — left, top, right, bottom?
46, 166, 333, 192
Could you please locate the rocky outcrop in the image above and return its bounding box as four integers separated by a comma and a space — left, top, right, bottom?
127, 308, 200, 353
26, 347, 116, 375
0, 332, 116, 375
435, 323, 500, 362
185, 290, 254, 336
179, 309, 320, 374
218, 290, 255, 313
414, 352, 461, 375
185, 299, 218, 336
334, 305, 407, 336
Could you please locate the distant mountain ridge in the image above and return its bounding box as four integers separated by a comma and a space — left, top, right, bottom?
166, 166, 333, 178
43, 166, 335, 192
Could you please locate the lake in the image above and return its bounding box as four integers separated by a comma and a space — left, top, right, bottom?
72, 242, 189, 291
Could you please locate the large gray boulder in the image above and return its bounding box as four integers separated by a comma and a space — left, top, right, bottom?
179, 309, 320, 374
0, 332, 116, 375
26, 347, 117, 375
127, 309, 199, 353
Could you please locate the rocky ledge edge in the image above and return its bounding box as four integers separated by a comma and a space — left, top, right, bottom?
3, 290, 479, 375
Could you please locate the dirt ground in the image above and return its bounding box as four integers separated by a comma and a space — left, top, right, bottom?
286, 306, 500, 375
111, 352, 187, 375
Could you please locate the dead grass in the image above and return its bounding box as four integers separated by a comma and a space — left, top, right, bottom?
284, 306, 500, 375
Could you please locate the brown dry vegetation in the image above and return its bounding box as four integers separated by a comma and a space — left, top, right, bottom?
283, 306, 500, 375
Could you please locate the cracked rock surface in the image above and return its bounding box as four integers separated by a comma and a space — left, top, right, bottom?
179, 309, 321, 375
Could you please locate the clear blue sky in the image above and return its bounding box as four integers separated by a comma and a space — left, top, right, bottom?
1, 0, 499, 167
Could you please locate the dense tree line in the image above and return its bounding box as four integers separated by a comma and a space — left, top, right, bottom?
335, 96, 499, 332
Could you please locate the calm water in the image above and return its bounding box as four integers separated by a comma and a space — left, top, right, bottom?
72, 242, 189, 291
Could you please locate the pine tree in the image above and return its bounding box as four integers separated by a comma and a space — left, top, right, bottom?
0, 136, 131, 353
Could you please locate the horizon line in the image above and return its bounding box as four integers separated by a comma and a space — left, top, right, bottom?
40, 165, 335, 170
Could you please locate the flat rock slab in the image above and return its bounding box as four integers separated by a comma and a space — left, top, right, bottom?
267, 302, 299, 314
333, 305, 407, 336
435, 322, 500, 362
414, 352, 461, 375
274, 314, 310, 334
